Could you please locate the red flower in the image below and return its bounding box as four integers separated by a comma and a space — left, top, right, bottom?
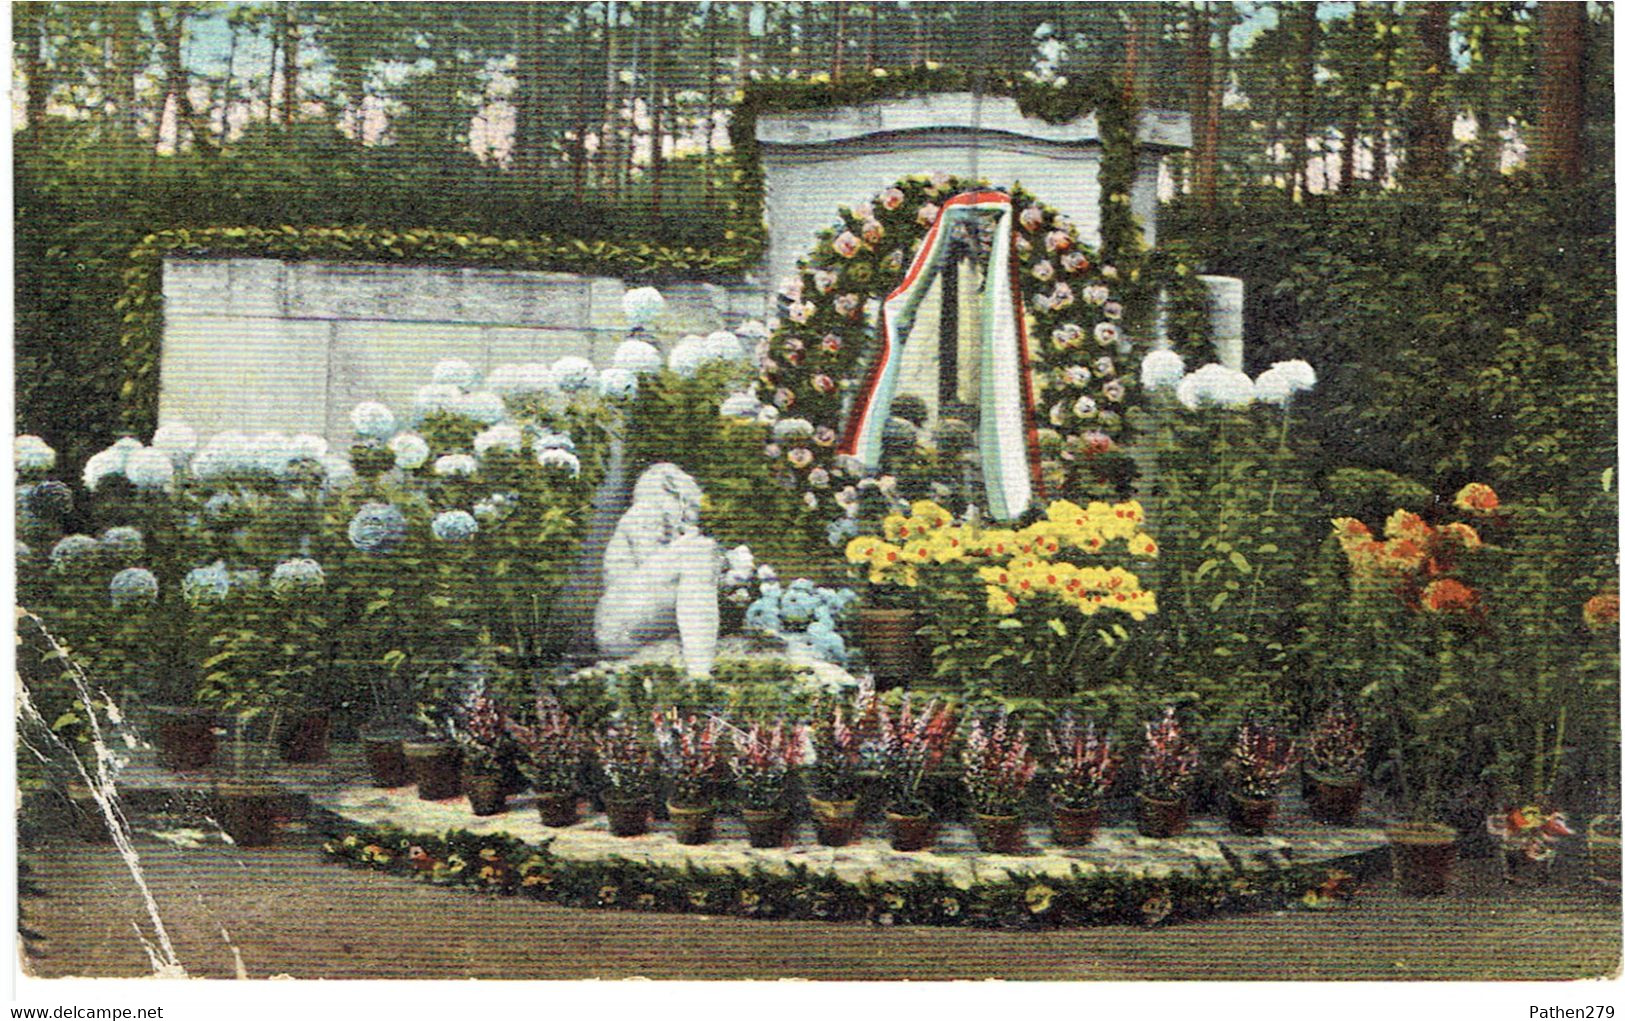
1422, 578, 1477, 613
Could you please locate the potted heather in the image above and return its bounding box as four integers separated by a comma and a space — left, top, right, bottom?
1302, 702, 1368, 824
653, 709, 725, 845
1138, 706, 1199, 838
1487, 804, 1576, 884
1228, 718, 1298, 835
451, 690, 510, 816
1044, 713, 1119, 846
596, 718, 657, 837
862, 695, 956, 851
509, 693, 584, 827
960, 708, 1037, 854
726, 719, 810, 848
806, 689, 874, 846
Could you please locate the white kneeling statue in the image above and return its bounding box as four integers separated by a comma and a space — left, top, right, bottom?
593, 463, 721, 677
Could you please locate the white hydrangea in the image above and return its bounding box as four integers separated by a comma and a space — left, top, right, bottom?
532, 429, 576, 453
734, 320, 770, 343
413, 383, 461, 421
473, 424, 524, 458
453, 390, 507, 425
536, 447, 582, 477
621, 286, 667, 328
432, 358, 481, 388
486, 363, 552, 396
189, 431, 250, 481
433, 453, 478, 477
720, 391, 763, 418
350, 401, 398, 439
82, 447, 127, 491
290, 433, 329, 461
667, 335, 711, 377
611, 339, 664, 375
1253, 359, 1318, 405
123, 448, 176, 491
14, 435, 56, 473
244, 432, 293, 476
1177, 363, 1256, 410
390, 431, 431, 470
549, 356, 598, 393
702, 330, 745, 362
598, 368, 639, 399
149, 422, 199, 459
1139, 349, 1187, 391
320, 454, 357, 491
772, 418, 815, 442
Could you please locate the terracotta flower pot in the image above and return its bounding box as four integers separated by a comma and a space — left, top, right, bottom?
277, 710, 329, 763
857, 607, 925, 691
535, 791, 578, 828
1304, 769, 1364, 825
361, 735, 410, 788
972, 812, 1025, 854
1050, 804, 1101, 847
464, 768, 507, 816
809, 797, 861, 847
1228, 792, 1277, 836
886, 810, 933, 851
403, 741, 462, 801
152, 706, 215, 771
604, 796, 650, 837
668, 803, 716, 845
1137, 794, 1189, 838
742, 808, 787, 849
1388, 822, 1458, 896
216, 780, 281, 847
1588, 815, 1621, 888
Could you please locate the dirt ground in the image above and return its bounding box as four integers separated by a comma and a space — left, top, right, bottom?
16, 827, 1622, 982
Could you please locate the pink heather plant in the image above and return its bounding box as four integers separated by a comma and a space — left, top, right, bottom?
594, 718, 657, 801
1139, 706, 1200, 801
453, 690, 509, 771
726, 719, 811, 810
652, 708, 725, 808
506, 693, 583, 795
961, 708, 1038, 816
862, 695, 956, 815
1231, 718, 1299, 799
1044, 712, 1119, 810
808, 682, 878, 801
1302, 702, 1367, 782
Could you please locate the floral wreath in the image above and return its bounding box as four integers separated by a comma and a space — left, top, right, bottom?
757, 173, 1143, 514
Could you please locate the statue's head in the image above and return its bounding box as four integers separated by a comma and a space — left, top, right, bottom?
632, 463, 702, 530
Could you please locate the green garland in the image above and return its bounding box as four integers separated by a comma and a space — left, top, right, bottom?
323, 823, 1363, 930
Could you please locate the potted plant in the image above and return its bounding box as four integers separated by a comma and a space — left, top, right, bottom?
1044, 712, 1118, 846
960, 708, 1037, 853
863, 695, 956, 851
1137, 706, 1199, 838
509, 693, 584, 827
596, 718, 657, 837
841, 485, 930, 690
653, 708, 724, 845
1228, 717, 1298, 835
265, 558, 333, 763
1301, 702, 1368, 824
451, 689, 510, 816
805, 686, 876, 846
726, 719, 809, 848
1487, 803, 1575, 884
404, 706, 463, 803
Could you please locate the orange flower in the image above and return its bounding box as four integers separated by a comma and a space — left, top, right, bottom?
1436, 522, 1482, 551
1454, 482, 1500, 514
1422, 578, 1477, 613
1376, 538, 1427, 575
1584, 592, 1620, 631
1332, 517, 1373, 552
1384, 508, 1434, 544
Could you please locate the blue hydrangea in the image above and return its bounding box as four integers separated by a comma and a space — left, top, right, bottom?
109, 567, 160, 608
412, 384, 461, 422
826, 517, 860, 547
203, 490, 242, 526
597, 367, 639, 400
320, 455, 357, 491
182, 561, 232, 604
667, 336, 711, 377
431, 510, 479, 543
270, 558, 326, 600
744, 596, 783, 633
390, 432, 431, 471
806, 618, 848, 664
780, 587, 820, 626
81, 447, 127, 491
49, 534, 101, 573
25, 480, 72, 519
17, 541, 33, 567
99, 526, 145, 561
348, 502, 409, 554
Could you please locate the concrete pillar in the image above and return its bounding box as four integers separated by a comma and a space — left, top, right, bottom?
1198, 275, 1245, 370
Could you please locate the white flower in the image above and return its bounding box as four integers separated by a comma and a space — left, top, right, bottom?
245, 432, 293, 476
413, 383, 461, 421
1072, 396, 1098, 418
1094, 322, 1121, 346
390, 432, 431, 470
734, 320, 770, 342
702, 330, 745, 362
772, 418, 815, 442
725, 545, 755, 578
270, 558, 326, 600
531, 429, 576, 453
150, 422, 198, 459
1177, 363, 1256, 410
350, 401, 398, 439
754, 405, 780, 425
433, 454, 478, 477
536, 448, 582, 477
487, 363, 551, 396
432, 509, 480, 543
667, 335, 710, 377
473, 424, 524, 458
1140, 350, 1186, 391
432, 358, 480, 388
612, 339, 664, 375
109, 567, 159, 608
453, 391, 507, 424
720, 391, 762, 418
598, 368, 639, 399
621, 286, 667, 328
82, 447, 127, 491
124, 448, 175, 491
1062, 365, 1092, 387
14, 435, 56, 473
320, 454, 357, 490
291, 433, 329, 461
188, 431, 249, 481
1254, 359, 1318, 405
549, 356, 598, 393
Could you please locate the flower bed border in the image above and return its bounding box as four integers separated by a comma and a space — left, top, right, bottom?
322, 822, 1364, 930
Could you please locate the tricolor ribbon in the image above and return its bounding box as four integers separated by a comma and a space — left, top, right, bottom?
838, 190, 1044, 520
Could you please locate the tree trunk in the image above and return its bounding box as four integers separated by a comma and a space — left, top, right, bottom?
1292, 3, 1318, 199
267, 9, 281, 125
622, 1, 641, 198
1475, 4, 1504, 176
21, 3, 49, 137
1535, 0, 1585, 182
281, 2, 300, 126
704, 3, 718, 211
218, 18, 238, 144
1372, 6, 1394, 189
1405, 2, 1452, 184
572, 4, 589, 202
602, 0, 620, 198
155, 4, 217, 156
1122, 4, 1143, 107
513, 3, 548, 176
1187, 5, 1213, 204
1198, 6, 1231, 213
832, 1, 846, 79
107, 3, 141, 145
648, 5, 664, 221
866, 4, 878, 73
